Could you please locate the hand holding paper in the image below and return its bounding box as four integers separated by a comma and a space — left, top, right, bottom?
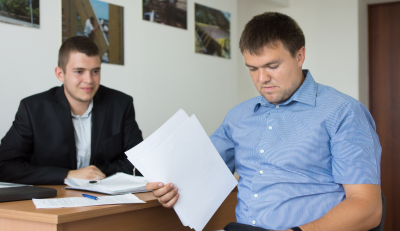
145, 182, 179, 208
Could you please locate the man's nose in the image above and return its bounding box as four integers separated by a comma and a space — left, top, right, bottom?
83, 71, 93, 83
259, 69, 271, 83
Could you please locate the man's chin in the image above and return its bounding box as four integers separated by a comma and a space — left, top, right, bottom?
76, 95, 95, 103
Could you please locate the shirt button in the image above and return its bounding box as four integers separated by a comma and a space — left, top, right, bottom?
252, 220, 256, 225
269, 126, 272, 130
259, 170, 263, 174
254, 194, 258, 198
260, 149, 264, 154
276, 105, 279, 108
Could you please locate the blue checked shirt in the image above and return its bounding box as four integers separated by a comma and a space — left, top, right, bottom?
210, 70, 381, 230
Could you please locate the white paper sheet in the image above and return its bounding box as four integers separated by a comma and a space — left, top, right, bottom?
125, 109, 189, 183
65, 173, 148, 194
33, 194, 145, 209
140, 115, 238, 231
125, 109, 191, 226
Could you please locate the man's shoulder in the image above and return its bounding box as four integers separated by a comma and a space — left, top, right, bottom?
316, 83, 360, 108
22, 86, 60, 104
97, 85, 133, 103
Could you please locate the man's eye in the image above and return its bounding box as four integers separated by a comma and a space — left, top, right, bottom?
75, 71, 82, 74
93, 70, 99, 74
249, 68, 257, 71
270, 65, 279, 69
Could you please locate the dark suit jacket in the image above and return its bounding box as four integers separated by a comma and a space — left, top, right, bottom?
0, 85, 143, 185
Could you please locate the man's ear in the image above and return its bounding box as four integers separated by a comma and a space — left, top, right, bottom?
55, 67, 65, 83
296, 46, 305, 68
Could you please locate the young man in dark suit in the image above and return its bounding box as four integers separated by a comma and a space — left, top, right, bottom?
0, 36, 143, 185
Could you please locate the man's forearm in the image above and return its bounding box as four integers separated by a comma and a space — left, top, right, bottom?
298, 189, 382, 231
0, 160, 70, 185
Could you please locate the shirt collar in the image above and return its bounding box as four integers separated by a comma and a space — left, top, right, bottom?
71, 99, 94, 118
254, 69, 317, 112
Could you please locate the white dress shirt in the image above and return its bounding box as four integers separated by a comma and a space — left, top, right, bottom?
71, 100, 93, 169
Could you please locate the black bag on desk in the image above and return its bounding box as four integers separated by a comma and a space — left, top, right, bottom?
0, 186, 57, 202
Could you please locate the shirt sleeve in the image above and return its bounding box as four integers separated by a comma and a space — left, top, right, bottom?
0, 100, 70, 185
330, 101, 381, 185
210, 112, 236, 174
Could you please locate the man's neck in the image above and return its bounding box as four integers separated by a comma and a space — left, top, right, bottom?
70, 102, 90, 116
63, 87, 92, 116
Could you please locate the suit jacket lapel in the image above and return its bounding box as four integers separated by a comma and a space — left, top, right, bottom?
53, 85, 77, 169
91, 86, 107, 165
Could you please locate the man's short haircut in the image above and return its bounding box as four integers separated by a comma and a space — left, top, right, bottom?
239, 12, 305, 57
58, 36, 100, 72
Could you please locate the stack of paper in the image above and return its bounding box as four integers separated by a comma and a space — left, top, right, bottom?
126, 109, 238, 231
65, 172, 148, 195
33, 194, 145, 209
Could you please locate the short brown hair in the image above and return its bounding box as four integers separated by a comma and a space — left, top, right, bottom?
239, 12, 305, 57
58, 36, 100, 72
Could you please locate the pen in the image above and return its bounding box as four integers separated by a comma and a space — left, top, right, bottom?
82, 194, 98, 200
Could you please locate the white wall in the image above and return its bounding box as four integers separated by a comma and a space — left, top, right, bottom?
237, 0, 360, 104
0, 0, 238, 139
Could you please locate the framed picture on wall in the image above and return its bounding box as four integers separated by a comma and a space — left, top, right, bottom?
142, 0, 187, 29
0, 0, 40, 28
195, 3, 230, 59
62, 0, 124, 65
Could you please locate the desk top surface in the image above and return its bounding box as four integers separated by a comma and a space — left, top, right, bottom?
0, 185, 162, 224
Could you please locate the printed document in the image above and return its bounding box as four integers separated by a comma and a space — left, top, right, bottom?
33, 194, 145, 209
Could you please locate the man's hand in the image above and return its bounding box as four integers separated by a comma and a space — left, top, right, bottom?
66, 165, 106, 180
146, 182, 179, 208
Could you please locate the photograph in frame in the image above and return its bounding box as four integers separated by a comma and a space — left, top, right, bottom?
195, 3, 230, 59
0, 0, 40, 28
62, 0, 124, 65
142, 0, 187, 30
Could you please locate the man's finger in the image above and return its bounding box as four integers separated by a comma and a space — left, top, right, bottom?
146, 182, 164, 191
153, 183, 175, 197
159, 186, 178, 204
163, 193, 179, 208
95, 171, 106, 179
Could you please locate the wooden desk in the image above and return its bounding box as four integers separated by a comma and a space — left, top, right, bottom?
0, 186, 237, 231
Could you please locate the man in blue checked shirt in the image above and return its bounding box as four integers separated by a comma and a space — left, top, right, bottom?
146, 12, 382, 231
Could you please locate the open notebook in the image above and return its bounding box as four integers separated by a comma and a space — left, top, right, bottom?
64, 172, 149, 195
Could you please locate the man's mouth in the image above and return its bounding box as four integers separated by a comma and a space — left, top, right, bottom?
262, 86, 276, 91
81, 87, 93, 92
